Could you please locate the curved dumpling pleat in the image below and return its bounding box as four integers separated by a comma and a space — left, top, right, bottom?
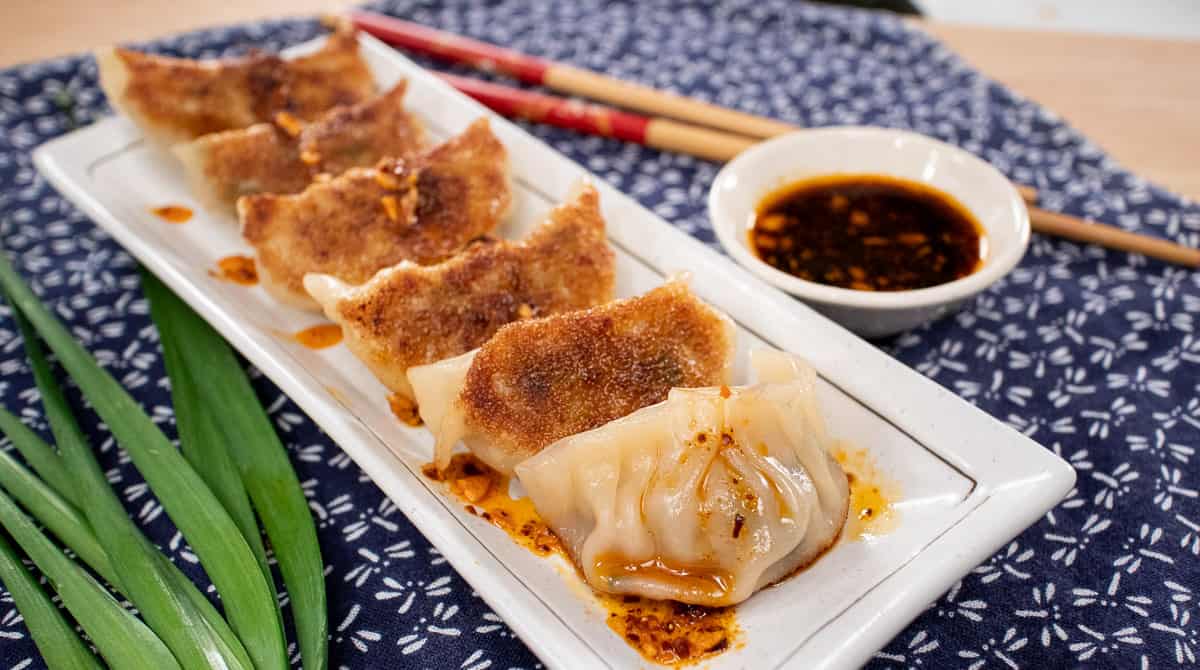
239, 118, 511, 310
97, 25, 374, 146
305, 183, 615, 399
174, 81, 426, 212
408, 280, 735, 475
515, 349, 850, 607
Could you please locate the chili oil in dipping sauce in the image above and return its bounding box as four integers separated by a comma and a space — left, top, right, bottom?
750, 174, 985, 291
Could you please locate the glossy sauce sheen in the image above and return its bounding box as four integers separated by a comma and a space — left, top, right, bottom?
292, 324, 343, 349
212, 255, 258, 285
425, 455, 740, 665
833, 443, 900, 540
422, 454, 560, 556
150, 204, 193, 223
751, 175, 984, 291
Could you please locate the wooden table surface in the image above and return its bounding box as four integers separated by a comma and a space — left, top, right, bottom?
2, 1, 1197, 201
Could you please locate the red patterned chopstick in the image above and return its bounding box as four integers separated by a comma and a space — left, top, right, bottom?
350, 10, 798, 139
438, 73, 754, 162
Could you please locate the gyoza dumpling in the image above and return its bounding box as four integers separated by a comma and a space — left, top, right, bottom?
516, 349, 850, 607
305, 183, 615, 399
408, 280, 735, 475
239, 118, 510, 309
97, 25, 374, 146
174, 81, 426, 212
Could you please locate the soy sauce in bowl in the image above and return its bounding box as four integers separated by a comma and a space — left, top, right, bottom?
749, 174, 985, 291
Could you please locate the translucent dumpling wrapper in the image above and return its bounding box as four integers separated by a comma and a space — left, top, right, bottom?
305, 183, 615, 400
174, 81, 426, 212
97, 25, 374, 146
515, 349, 850, 607
409, 280, 735, 475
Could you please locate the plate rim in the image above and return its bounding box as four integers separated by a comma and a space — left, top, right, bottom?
28, 32, 1076, 670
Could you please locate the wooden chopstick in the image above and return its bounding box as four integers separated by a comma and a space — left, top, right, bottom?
364, 13, 1199, 269
439, 73, 1198, 268
1016, 189, 1200, 267
351, 10, 797, 139
439, 74, 755, 162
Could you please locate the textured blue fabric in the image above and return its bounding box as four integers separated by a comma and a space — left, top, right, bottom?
0, 1, 1197, 668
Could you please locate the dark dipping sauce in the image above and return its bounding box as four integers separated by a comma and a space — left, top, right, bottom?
750, 174, 985, 291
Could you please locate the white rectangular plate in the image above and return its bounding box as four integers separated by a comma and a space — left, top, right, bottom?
32, 34, 1074, 670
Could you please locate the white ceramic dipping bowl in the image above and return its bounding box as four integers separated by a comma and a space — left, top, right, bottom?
709, 127, 1030, 338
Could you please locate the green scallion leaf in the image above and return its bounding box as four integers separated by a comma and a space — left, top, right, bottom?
0, 260, 265, 670
0, 530, 101, 670
0, 436, 116, 585
142, 273, 328, 670
0, 413, 252, 670
0, 406, 75, 505
148, 282, 272, 585
0, 487, 180, 669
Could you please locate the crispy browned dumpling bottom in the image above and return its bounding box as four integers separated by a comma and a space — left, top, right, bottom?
97, 25, 375, 145
239, 118, 511, 309
306, 184, 616, 398
459, 280, 736, 464
174, 81, 426, 212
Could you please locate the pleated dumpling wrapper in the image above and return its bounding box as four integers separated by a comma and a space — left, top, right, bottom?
515, 349, 850, 607
97, 24, 374, 146
408, 280, 736, 476
174, 81, 426, 212
305, 183, 616, 400
239, 118, 511, 310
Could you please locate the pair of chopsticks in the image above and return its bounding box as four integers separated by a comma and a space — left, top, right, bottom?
351, 11, 1200, 269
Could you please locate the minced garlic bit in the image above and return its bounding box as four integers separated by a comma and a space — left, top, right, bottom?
299, 150, 321, 166
516, 303, 534, 319
273, 111, 304, 137
453, 474, 492, 503
387, 393, 422, 427
380, 195, 400, 222
374, 171, 401, 190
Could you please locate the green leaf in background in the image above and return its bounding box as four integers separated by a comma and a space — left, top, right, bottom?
0, 416, 247, 661
0, 487, 179, 670
0, 398, 72, 504
143, 272, 329, 670
0, 259, 263, 670
0, 531, 101, 670
0, 438, 116, 585
148, 283, 273, 586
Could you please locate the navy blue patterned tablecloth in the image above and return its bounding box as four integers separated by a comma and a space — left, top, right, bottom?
1, 1, 1198, 667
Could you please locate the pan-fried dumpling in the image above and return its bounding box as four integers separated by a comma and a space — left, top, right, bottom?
408, 280, 735, 475
305, 183, 616, 399
239, 118, 511, 309
516, 349, 850, 607
96, 25, 374, 146
174, 81, 426, 212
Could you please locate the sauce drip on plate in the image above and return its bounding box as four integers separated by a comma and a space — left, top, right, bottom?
833, 443, 901, 540
423, 454, 740, 665
151, 204, 193, 223
292, 324, 343, 349
598, 593, 738, 667
211, 255, 258, 285
422, 454, 560, 556
750, 174, 984, 291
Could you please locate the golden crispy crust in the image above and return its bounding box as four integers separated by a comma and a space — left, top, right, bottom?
459, 281, 735, 462
317, 185, 615, 396
240, 118, 510, 309
297, 81, 425, 176
174, 82, 425, 211
98, 26, 374, 145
